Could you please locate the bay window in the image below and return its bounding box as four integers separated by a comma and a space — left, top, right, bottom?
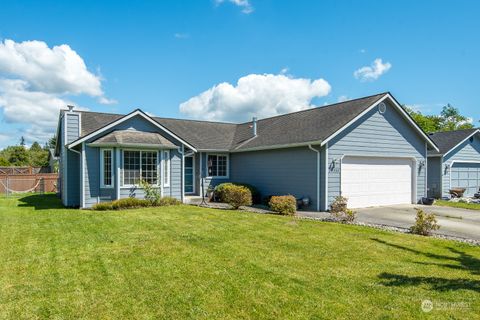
207, 154, 228, 178
122, 150, 158, 186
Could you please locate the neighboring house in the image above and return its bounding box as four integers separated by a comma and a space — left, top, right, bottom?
427, 129, 480, 198
55, 92, 438, 210
47, 148, 59, 173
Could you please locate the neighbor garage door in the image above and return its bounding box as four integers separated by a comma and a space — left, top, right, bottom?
341, 156, 414, 208
451, 162, 480, 197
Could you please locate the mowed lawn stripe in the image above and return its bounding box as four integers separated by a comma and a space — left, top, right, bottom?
0, 194, 478, 319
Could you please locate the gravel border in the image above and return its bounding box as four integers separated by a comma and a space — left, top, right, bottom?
297, 215, 480, 246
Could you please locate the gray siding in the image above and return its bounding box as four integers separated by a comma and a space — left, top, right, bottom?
442, 134, 480, 197
60, 111, 81, 207
427, 156, 442, 198
328, 101, 427, 208
66, 113, 80, 143
230, 147, 318, 209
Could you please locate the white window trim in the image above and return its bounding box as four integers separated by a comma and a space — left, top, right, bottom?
100, 148, 114, 188
163, 150, 170, 187
206, 153, 229, 179
121, 149, 160, 187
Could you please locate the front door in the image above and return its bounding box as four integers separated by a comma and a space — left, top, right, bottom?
184, 155, 195, 194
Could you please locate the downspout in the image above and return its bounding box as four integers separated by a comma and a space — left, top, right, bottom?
180, 145, 185, 203
308, 144, 321, 211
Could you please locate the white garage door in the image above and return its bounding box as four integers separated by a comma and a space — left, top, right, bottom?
341, 157, 414, 208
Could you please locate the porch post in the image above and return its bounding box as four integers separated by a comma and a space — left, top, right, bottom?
116, 148, 121, 200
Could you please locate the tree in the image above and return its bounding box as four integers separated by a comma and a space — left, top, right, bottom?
0, 156, 9, 166
8, 146, 29, 166
19, 136, 25, 147
46, 135, 57, 149
405, 103, 474, 133
30, 141, 42, 152
438, 104, 474, 131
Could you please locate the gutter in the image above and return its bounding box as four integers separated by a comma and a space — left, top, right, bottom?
308, 144, 321, 211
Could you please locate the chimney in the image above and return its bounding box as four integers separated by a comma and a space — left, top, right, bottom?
67, 105, 75, 112
252, 117, 257, 136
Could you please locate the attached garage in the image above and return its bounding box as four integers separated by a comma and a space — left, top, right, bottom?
341, 157, 414, 208
428, 129, 480, 198
450, 162, 480, 197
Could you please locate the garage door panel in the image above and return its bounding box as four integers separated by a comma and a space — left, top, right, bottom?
342, 157, 413, 208
451, 163, 480, 197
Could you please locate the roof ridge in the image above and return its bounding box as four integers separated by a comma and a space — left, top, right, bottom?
154, 116, 237, 125
236, 92, 388, 125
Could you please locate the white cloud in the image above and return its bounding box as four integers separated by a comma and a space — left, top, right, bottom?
354, 58, 392, 81
179, 73, 331, 122
174, 33, 190, 39
215, 0, 254, 14
337, 95, 348, 102
0, 39, 112, 145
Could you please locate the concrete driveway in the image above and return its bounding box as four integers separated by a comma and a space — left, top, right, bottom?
355, 204, 480, 240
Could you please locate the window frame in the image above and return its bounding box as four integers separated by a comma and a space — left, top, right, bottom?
121, 149, 160, 187
162, 150, 170, 187
206, 153, 229, 179
100, 148, 114, 188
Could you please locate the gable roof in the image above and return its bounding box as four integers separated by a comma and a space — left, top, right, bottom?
428, 128, 480, 156
89, 130, 177, 148
66, 92, 438, 152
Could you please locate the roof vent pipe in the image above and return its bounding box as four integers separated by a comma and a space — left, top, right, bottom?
252, 117, 257, 136
67, 105, 75, 112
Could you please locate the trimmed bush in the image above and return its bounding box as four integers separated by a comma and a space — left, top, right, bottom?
222, 184, 252, 209
157, 197, 182, 206
235, 183, 261, 204
410, 208, 440, 236
269, 195, 296, 215
92, 202, 113, 211
330, 196, 356, 222
214, 183, 235, 202
215, 182, 261, 204
111, 198, 151, 210
92, 196, 181, 211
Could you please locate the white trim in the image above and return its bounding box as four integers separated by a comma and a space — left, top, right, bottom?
116, 148, 121, 200
68, 109, 197, 152
425, 142, 428, 197
181, 145, 185, 202
230, 141, 322, 153
427, 154, 443, 157
184, 154, 196, 195
443, 129, 480, 158
100, 148, 114, 188
448, 160, 480, 192
320, 94, 439, 152
206, 153, 230, 179
200, 152, 204, 197
162, 150, 171, 187
87, 143, 177, 149
81, 142, 86, 208
339, 154, 418, 205
324, 143, 328, 211
63, 113, 68, 205
308, 145, 321, 211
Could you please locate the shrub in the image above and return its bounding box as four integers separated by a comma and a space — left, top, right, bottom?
111, 197, 151, 210
222, 184, 252, 209
410, 208, 440, 236
214, 183, 235, 202
330, 196, 356, 222
92, 202, 113, 211
234, 183, 261, 204
269, 195, 296, 215
157, 196, 182, 206
215, 182, 261, 204
139, 179, 161, 205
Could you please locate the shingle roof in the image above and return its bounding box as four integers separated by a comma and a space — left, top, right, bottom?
74, 92, 393, 151
428, 129, 479, 155
89, 130, 176, 148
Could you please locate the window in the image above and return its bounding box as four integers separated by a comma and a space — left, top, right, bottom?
100, 149, 113, 188
207, 154, 228, 178
163, 150, 170, 187
122, 150, 158, 186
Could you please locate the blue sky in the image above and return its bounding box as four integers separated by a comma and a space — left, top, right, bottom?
0, 0, 478, 148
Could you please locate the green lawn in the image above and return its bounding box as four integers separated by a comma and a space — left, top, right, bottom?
0, 195, 479, 319
435, 199, 480, 210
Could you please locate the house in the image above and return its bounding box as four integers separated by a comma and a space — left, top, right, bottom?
55, 92, 439, 210
427, 129, 480, 198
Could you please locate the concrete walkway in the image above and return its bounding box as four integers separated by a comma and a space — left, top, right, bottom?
298, 204, 480, 241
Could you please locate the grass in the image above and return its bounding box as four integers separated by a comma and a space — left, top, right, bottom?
435, 199, 480, 210
0, 194, 479, 319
